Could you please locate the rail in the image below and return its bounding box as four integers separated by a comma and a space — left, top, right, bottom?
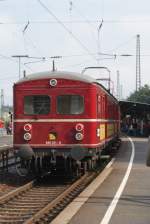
0, 139, 121, 223
0, 171, 100, 223
0, 154, 116, 224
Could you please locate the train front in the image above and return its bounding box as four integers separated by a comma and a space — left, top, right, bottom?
13, 71, 99, 174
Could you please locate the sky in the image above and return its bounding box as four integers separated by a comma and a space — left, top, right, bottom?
0, 0, 150, 105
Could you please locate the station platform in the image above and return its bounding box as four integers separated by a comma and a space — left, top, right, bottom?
52, 136, 150, 224
0, 135, 12, 147
0, 128, 6, 137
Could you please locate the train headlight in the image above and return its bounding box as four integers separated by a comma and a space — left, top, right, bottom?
75, 123, 84, 131
75, 133, 84, 141
24, 133, 31, 141
49, 79, 57, 87
24, 124, 32, 132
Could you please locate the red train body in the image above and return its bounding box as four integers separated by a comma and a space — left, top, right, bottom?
13, 71, 120, 174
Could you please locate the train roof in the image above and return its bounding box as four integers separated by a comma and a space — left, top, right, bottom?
16, 70, 118, 102
17, 71, 96, 84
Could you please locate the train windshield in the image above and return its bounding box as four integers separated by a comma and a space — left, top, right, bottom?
57, 95, 84, 115
24, 95, 50, 115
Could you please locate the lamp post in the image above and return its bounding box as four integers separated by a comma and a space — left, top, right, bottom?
12, 55, 29, 79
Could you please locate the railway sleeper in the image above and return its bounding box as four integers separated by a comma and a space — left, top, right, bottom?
30, 187, 66, 191
0, 208, 37, 212
0, 210, 37, 215
22, 192, 61, 196
13, 192, 58, 198
0, 215, 31, 221
11, 198, 51, 202
17, 199, 50, 203
27, 191, 61, 195
6, 201, 46, 205
0, 220, 24, 223
3, 205, 42, 209
19, 196, 58, 201
6, 204, 46, 209
0, 213, 31, 218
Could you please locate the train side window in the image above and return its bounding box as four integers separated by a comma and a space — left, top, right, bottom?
97, 95, 101, 115
102, 95, 105, 117
57, 95, 84, 115
24, 95, 50, 115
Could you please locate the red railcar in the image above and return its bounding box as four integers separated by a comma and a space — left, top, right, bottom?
13, 71, 120, 174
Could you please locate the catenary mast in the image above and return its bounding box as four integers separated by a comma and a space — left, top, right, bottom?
136, 34, 141, 91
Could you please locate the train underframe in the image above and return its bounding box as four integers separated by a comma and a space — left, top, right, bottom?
15, 137, 121, 177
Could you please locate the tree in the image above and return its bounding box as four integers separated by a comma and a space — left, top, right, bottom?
127, 84, 150, 104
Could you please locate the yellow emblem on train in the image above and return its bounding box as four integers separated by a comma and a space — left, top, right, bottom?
49, 133, 57, 140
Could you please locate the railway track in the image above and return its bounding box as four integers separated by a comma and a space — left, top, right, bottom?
0, 167, 105, 224
0, 167, 35, 198
0, 140, 120, 223
0, 145, 35, 198
0, 145, 22, 173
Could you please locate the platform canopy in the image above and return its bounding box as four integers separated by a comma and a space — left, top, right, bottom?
119, 100, 150, 119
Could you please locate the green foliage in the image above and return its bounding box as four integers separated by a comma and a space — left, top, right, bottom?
127, 85, 150, 104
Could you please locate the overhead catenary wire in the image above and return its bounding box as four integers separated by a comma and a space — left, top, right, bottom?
0, 75, 18, 80
0, 53, 16, 62
107, 35, 136, 53
48, 53, 97, 58
2, 19, 150, 25
22, 26, 45, 57
36, 0, 97, 61
63, 56, 118, 69
72, 3, 105, 63
0, 53, 34, 73
21, 1, 45, 59
69, 1, 98, 41
62, 58, 94, 69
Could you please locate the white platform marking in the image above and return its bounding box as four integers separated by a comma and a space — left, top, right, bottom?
51, 158, 115, 224
100, 137, 135, 224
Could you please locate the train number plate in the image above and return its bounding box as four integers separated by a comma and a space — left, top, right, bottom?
46, 141, 62, 145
